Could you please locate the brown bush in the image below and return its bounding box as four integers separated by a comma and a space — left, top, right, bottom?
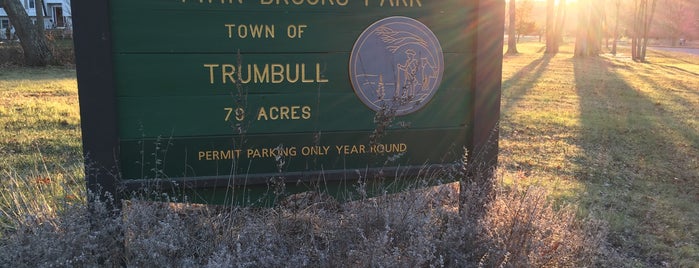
0, 37, 74, 67
0, 42, 24, 67
0, 167, 616, 267
49, 45, 75, 67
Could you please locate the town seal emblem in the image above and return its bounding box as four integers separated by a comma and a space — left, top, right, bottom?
349, 16, 444, 116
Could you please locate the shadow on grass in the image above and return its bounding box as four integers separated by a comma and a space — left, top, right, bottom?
501, 53, 553, 113
654, 64, 699, 77
0, 66, 76, 81
1, 140, 83, 174
638, 63, 699, 99
631, 71, 699, 150
573, 56, 699, 266
649, 50, 699, 69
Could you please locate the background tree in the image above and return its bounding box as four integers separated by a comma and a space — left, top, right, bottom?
35, 0, 44, 33
545, 0, 567, 54
611, 0, 621, 55
0, 0, 53, 66
657, 0, 691, 46
506, 0, 518, 54
602, 1, 612, 49
515, 0, 536, 42
575, 0, 604, 57
546, 0, 555, 52
630, 0, 657, 61
555, 0, 567, 44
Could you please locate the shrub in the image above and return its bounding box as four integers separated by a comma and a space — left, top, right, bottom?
0, 42, 23, 67
477, 184, 604, 267
0, 163, 613, 267
0, 35, 74, 67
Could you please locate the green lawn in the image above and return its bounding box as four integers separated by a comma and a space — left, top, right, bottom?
0, 42, 697, 266
0, 67, 82, 177
500, 42, 699, 266
0, 67, 84, 226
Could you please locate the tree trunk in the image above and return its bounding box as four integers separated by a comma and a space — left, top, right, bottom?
611, 0, 620, 55
553, 0, 567, 52
636, 0, 646, 59
590, 0, 603, 54
545, 0, 555, 53
575, 0, 603, 57
35, 0, 45, 33
574, 0, 589, 56
631, 0, 656, 62
506, 0, 518, 54
631, 0, 639, 60
1, 0, 53, 66
640, 0, 657, 61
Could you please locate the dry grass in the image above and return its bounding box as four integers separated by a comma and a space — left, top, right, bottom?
2, 41, 697, 266
0, 67, 81, 176
0, 168, 606, 267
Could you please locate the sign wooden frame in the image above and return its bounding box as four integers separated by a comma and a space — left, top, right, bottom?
73, 0, 504, 206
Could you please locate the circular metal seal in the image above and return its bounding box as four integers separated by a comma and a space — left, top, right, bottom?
349, 16, 444, 116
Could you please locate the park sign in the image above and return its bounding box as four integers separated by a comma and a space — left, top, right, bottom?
72, 0, 504, 205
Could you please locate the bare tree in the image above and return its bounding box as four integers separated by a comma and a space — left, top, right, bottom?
575, 0, 604, 57
555, 0, 567, 45
546, 0, 555, 52
658, 0, 690, 46
631, 0, 657, 61
546, 0, 567, 54
641, 0, 657, 60
611, 0, 621, 55
0, 0, 53, 66
506, 0, 518, 54
35, 0, 45, 33
515, 0, 536, 42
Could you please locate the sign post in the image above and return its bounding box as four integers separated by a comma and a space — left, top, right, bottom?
73, 0, 503, 206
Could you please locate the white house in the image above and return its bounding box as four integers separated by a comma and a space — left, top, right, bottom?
1, 0, 72, 39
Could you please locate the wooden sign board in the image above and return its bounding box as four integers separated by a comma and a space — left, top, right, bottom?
72, 0, 503, 205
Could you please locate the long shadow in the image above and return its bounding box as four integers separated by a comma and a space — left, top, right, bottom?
573, 56, 699, 266
0, 68, 76, 82
650, 49, 699, 67
501, 54, 554, 113
641, 64, 699, 99
654, 64, 699, 77
631, 70, 699, 146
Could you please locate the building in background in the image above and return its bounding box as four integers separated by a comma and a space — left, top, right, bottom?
1, 0, 72, 40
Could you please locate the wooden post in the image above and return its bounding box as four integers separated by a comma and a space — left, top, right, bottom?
71, 0, 121, 213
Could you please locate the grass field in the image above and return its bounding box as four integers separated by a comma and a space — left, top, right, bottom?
0, 67, 81, 176
500, 42, 699, 266
0, 42, 697, 266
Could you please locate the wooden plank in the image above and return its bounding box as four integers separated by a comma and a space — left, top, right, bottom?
117, 88, 471, 139
109, 3, 471, 53
114, 53, 349, 96
111, 0, 467, 12
114, 52, 471, 96
118, 128, 470, 180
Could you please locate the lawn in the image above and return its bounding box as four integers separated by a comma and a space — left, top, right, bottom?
500, 42, 699, 266
0, 42, 697, 266
0, 67, 82, 177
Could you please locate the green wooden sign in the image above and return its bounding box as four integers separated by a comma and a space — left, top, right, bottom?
72, 0, 504, 206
